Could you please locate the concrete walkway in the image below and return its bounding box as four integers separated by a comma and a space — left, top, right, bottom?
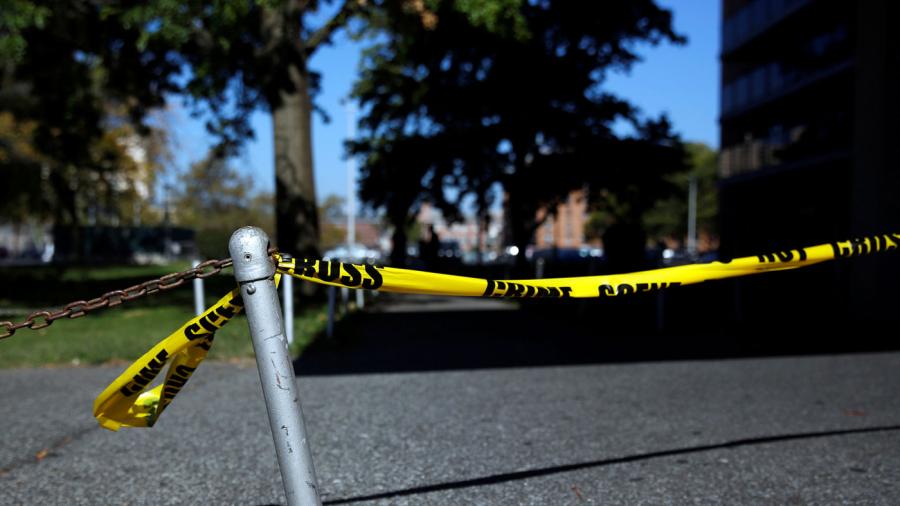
2, 350, 900, 505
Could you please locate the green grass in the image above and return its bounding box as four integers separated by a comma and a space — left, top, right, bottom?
57, 261, 194, 282
0, 302, 330, 368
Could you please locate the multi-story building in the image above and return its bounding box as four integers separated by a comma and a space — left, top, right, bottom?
719, 0, 899, 322
534, 189, 590, 250
416, 202, 504, 255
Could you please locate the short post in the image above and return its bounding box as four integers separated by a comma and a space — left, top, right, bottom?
326, 286, 336, 338
356, 285, 364, 309
192, 259, 205, 316
283, 272, 295, 345
229, 227, 321, 506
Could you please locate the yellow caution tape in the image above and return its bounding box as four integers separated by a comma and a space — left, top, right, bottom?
93, 288, 245, 430
276, 232, 900, 298
94, 233, 898, 430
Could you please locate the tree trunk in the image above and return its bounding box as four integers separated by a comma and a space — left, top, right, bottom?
389, 215, 408, 267
505, 173, 535, 276
265, 2, 320, 259
273, 63, 320, 259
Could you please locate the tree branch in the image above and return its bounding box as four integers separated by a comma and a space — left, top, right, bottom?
305, 0, 363, 55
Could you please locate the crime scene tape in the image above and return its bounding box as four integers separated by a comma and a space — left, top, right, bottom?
94, 232, 898, 429
276, 233, 900, 299
93, 287, 246, 430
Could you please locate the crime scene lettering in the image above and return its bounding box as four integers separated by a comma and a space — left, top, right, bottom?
482, 280, 572, 298
183, 299, 241, 340
118, 349, 170, 397
161, 364, 198, 405
319, 260, 341, 282
831, 234, 900, 258
597, 282, 681, 297
757, 248, 807, 263
195, 336, 213, 352
341, 263, 362, 287
292, 259, 384, 290
362, 264, 383, 289
295, 258, 318, 277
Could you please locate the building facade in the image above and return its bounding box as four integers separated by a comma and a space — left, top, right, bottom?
534, 189, 590, 250
719, 0, 899, 322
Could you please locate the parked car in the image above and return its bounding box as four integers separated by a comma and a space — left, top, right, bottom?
322, 244, 383, 263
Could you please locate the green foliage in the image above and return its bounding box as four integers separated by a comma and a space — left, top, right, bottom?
173, 155, 274, 258
352, 0, 687, 262
0, 302, 327, 367
1, 2, 187, 228
439, 0, 528, 39
0, 0, 50, 62
319, 194, 347, 249
2, 0, 366, 260
643, 142, 718, 239
0, 112, 45, 221
320, 194, 346, 222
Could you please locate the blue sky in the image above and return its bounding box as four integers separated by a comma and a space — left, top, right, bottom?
167, 0, 720, 202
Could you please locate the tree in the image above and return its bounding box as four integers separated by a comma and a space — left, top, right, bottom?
318, 193, 348, 250
351, 0, 687, 267
1, 2, 185, 240
643, 142, 718, 241
173, 154, 274, 258
2, 1, 369, 259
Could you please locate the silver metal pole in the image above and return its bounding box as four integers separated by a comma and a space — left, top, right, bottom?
327, 286, 336, 338
687, 175, 698, 257
283, 272, 295, 345
347, 103, 357, 248
347, 104, 362, 312
229, 227, 321, 506
192, 259, 205, 316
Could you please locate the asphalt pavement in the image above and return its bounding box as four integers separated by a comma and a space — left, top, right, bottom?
2, 296, 899, 505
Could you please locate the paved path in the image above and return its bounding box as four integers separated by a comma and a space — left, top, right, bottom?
2, 350, 900, 505
3, 295, 900, 504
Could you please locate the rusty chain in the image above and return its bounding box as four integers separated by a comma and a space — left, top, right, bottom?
0, 257, 238, 340
0, 245, 283, 340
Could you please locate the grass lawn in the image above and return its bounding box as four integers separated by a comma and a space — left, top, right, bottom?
0, 302, 331, 368
0, 260, 346, 368
56, 261, 195, 282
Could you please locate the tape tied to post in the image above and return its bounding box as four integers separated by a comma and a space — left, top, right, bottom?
93, 273, 281, 430
94, 233, 899, 430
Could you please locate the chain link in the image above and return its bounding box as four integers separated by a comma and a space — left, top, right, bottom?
0, 257, 236, 340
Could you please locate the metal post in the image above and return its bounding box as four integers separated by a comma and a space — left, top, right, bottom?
687, 175, 698, 258
283, 273, 294, 345
326, 286, 336, 338
347, 105, 362, 312
192, 259, 205, 316
347, 103, 357, 251
229, 227, 321, 506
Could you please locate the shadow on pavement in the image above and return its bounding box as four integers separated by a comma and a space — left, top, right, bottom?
320, 424, 900, 504
293, 294, 899, 376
